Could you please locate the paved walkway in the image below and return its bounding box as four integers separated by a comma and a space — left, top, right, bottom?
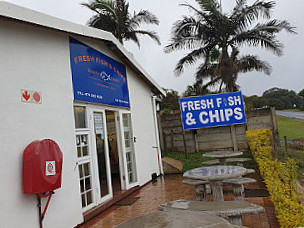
79, 171, 280, 228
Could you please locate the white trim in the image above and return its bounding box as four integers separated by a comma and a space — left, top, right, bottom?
88, 107, 114, 205
118, 111, 138, 189
152, 96, 164, 175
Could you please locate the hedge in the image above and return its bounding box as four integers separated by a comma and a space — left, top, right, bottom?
246, 129, 304, 228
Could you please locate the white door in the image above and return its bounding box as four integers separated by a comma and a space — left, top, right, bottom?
90, 108, 113, 204
119, 111, 138, 189
74, 105, 139, 210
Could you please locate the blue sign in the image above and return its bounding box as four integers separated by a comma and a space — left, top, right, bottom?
69, 37, 130, 108
180, 92, 246, 130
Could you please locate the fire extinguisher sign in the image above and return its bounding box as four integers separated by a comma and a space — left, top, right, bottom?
46, 161, 56, 176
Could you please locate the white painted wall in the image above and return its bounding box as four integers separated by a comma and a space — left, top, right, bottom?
0, 13, 160, 228
0, 19, 83, 228
127, 71, 160, 185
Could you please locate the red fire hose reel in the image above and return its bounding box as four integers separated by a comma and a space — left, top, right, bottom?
22, 139, 63, 228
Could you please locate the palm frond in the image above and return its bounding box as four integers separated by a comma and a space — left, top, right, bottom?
173, 45, 215, 75
125, 30, 161, 45
87, 14, 116, 32
164, 36, 204, 53
195, 0, 221, 15
164, 16, 211, 53
130, 10, 159, 28
124, 32, 140, 47
232, 30, 283, 56
196, 62, 217, 80
81, 0, 116, 16
237, 55, 271, 75
230, 0, 275, 32
250, 20, 296, 34
201, 76, 222, 90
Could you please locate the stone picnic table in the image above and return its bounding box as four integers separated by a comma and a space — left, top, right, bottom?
183, 166, 247, 201
158, 199, 264, 226
114, 210, 248, 228
203, 151, 243, 166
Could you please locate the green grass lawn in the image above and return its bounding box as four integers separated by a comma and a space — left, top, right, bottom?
277, 115, 304, 139
278, 146, 304, 176
276, 115, 304, 176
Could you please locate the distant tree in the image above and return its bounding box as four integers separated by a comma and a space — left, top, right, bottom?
164, 0, 296, 92
298, 89, 304, 98
262, 87, 304, 110
81, 0, 160, 47
244, 95, 267, 111
161, 89, 180, 114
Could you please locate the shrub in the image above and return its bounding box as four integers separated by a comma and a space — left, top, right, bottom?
246, 129, 304, 228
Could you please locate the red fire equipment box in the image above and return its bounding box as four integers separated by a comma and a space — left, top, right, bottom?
23, 139, 63, 193
22, 139, 63, 228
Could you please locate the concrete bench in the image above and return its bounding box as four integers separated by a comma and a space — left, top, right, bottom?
223, 178, 257, 200
182, 179, 210, 201
158, 199, 265, 226
113, 210, 248, 228
183, 176, 256, 201
202, 158, 252, 167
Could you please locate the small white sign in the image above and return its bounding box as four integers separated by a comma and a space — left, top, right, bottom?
46, 161, 56, 176
21, 89, 42, 104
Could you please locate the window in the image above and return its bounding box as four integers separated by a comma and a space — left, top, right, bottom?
74, 106, 87, 129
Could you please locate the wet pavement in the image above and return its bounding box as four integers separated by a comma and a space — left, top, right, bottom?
79, 172, 279, 228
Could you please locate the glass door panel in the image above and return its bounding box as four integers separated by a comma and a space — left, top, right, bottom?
93, 112, 110, 198
78, 161, 93, 208
75, 133, 95, 211
122, 113, 137, 184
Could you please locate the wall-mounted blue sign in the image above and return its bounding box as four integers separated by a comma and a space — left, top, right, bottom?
69, 37, 130, 108
180, 92, 246, 130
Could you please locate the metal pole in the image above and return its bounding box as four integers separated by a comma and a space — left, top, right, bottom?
284, 136, 288, 159
37, 194, 43, 228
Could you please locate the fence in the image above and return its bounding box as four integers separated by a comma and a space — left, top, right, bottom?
158, 107, 280, 154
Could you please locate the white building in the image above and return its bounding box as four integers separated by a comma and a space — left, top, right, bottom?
0, 2, 163, 227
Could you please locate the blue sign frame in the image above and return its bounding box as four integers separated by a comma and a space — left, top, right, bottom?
180, 92, 246, 130
69, 37, 130, 108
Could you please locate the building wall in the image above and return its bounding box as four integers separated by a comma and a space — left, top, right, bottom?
0, 18, 160, 228
0, 19, 83, 228
127, 70, 160, 183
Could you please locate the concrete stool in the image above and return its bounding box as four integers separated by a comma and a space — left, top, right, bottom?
223, 178, 257, 200
158, 199, 265, 226
202, 158, 252, 167
245, 169, 255, 174
182, 179, 209, 201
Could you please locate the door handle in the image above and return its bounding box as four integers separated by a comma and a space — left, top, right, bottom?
133, 136, 137, 143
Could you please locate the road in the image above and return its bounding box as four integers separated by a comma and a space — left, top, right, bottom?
276, 111, 304, 120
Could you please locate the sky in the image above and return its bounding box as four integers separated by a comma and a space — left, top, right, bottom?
6, 0, 304, 96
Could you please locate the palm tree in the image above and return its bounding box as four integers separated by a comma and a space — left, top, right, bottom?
164, 0, 296, 92
81, 0, 161, 47
198, 47, 272, 92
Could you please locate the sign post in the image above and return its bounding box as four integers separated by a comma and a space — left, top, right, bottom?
179, 92, 246, 151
